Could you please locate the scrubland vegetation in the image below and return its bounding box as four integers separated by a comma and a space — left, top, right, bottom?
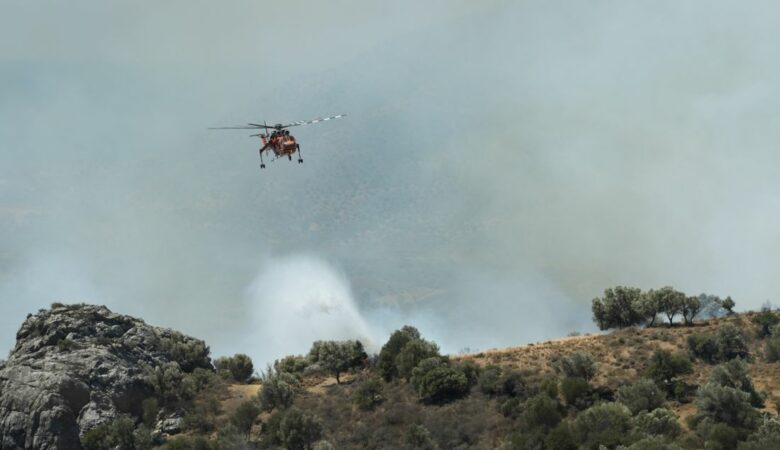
80, 288, 780, 450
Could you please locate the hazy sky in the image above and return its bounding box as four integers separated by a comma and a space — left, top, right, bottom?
3, 1, 780, 364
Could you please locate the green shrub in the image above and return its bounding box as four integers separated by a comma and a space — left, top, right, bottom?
214, 354, 254, 383
377, 326, 422, 381
573, 402, 633, 450
560, 377, 590, 408
410, 357, 469, 403
695, 382, 760, 429
272, 407, 323, 450
616, 378, 666, 415
767, 329, 780, 362
706, 423, 747, 450
352, 377, 384, 410
524, 393, 562, 430
81, 416, 151, 450
404, 424, 439, 450
751, 310, 779, 338
456, 360, 482, 387
395, 338, 440, 381
738, 416, 780, 449
717, 324, 749, 361
500, 369, 527, 398
308, 340, 367, 384
230, 400, 260, 439
275, 355, 311, 374
688, 333, 719, 363
709, 359, 764, 407
141, 397, 158, 427
634, 408, 681, 438
622, 436, 684, 450
146, 362, 192, 406
477, 365, 502, 396
645, 350, 693, 396
552, 351, 597, 381
156, 330, 211, 372
258, 367, 299, 412
544, 422, 577, 450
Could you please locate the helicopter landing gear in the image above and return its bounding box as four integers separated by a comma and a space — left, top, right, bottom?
297, 145, 303, 164
288, 154, 292, 161
259, 149, 266, 169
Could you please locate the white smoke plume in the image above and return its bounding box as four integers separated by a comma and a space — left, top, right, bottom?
239, 254, 375, 366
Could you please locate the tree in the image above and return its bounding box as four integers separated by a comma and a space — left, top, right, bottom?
616, 379, 667, 415
560, 377, 590, 408
639, 291, 664, 327
395, 338, 440, 380
654, 287, 686, 326
308, 340, 366, 384
404, 425, 439, 450
681, 296, 703, 326
410, 357, 469, 403
751, 310, 780, 338
591, 286, 643, 330
645, 350, 693, 396
767, 325, 780, 362
230, 400, 260, 440
552, 351, 597, 381
722, 297, 736, 315
687, 333, 719, 363
377, 326, 422, 381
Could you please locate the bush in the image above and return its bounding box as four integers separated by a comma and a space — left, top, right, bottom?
524, 393, 562, 430
146, 362, 192, 406
634, 408, 681, 438
616, 378, 667, 415
352, 377, 384, 410
645, 350, 693, 396
81, 416, 151, 450
477, 365, 502, 396
717, 324, 749, 361
395, 338, 440, 381
275, 355, 311, 374
456, 360, 482, 387
767, 327, 780, 362
156, 330, 211, 372
404, 424, 439, 450
709, 359, 764, 407
695, 382, 760, 429
308, 340, 367, 384
214, 354, 254, 383
231, 400, 260, 439
141, 397, 158, 427
622, 436, 683, 450
688, 333, 719, 363
276, 407, 323, 450
377, 326, 422, 381
573, 402, 633, 450
544, 423, 577, 450
738, 416, 780, 449
258, 367, 299, 412
752, 310, 780, 338
560, 377, 590, 408
500, 369, 528, 398
706, 423, 747, 450
552, 351, 597, 381
410, 357, 469, 403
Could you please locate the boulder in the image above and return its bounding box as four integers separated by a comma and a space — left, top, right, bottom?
0, 304, 212, 449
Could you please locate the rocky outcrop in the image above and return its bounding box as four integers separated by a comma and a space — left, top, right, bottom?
0, 304, 211, 449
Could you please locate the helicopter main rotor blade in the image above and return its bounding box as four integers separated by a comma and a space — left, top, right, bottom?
247, 123, 277, 129
279, 113, 347, 129
208, 125, 265, 130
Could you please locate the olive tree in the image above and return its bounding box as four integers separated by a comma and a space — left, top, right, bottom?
308, 340, 366, 384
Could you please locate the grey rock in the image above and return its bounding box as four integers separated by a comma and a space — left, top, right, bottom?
0, 304, 212, 449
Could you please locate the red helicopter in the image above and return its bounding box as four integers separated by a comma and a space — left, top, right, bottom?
210, 114, 346, 169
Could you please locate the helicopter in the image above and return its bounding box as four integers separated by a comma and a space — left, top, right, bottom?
209, 114, 346, 169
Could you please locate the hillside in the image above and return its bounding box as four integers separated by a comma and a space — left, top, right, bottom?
2, 304, 780, 450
